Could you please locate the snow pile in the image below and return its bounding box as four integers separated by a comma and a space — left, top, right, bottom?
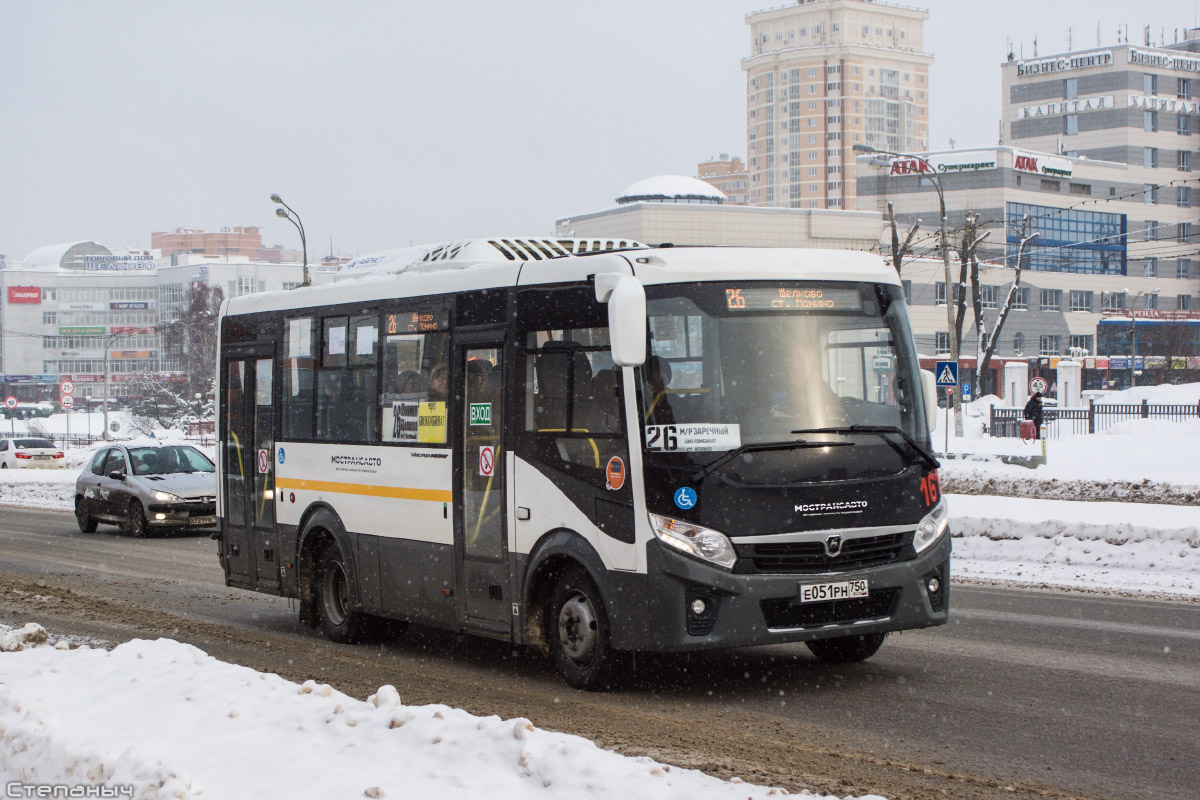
950, 494, 1200, 596
0, 622, 49, 651
0, 634, 878, 800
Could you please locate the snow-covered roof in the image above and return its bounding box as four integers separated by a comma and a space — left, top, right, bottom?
616, 175, 725, 205
21, 241, 112, 271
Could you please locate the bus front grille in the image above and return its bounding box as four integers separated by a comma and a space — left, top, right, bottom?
760, 588, 901, 630
735, 532, 912, 575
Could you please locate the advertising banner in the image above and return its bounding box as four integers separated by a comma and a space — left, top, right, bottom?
7, 287, 41, 304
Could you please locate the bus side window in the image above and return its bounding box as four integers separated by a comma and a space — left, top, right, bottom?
315, 314, 380, 444
381, 326, 449, 445
283, 317, 316, 440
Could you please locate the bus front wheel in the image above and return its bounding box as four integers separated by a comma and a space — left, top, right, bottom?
549, 567, 620, 691
316, 544, 371, 644
806, 632, 886, 663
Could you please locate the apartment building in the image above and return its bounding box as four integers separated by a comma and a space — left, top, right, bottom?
743, 0, 932, 210
696, 154, 749, 205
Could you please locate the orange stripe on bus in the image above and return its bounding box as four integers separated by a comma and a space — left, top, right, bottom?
275, 478, 452, 503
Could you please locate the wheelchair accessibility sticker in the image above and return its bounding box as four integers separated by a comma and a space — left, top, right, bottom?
674, 487, 698, 510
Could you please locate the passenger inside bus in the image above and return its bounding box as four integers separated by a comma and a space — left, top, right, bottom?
428, 364, 450, 401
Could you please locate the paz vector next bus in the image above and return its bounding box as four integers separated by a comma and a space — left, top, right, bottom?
215, 238, 949, 689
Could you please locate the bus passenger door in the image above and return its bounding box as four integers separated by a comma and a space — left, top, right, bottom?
455, 340, 511, 635
221, 350, 278, 592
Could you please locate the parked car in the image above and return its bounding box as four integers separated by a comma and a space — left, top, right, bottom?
74, 443, 217, 536
0, 438, 66, 469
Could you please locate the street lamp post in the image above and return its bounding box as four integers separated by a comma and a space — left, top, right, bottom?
855, 143, 961, 434
271, 193, 310, 287
101, 327, 152, 440
1124, 287, 1160, 388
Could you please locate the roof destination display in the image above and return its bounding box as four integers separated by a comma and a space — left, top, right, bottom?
724, 286, 862, 312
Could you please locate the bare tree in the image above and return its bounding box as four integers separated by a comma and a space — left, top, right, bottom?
125, 372, 194, 435
978, 215, 1038, 395
953, 212, 990, 361
887, 201, 921, 276
161, 282, 223, 407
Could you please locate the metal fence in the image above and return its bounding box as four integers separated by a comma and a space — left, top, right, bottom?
990, 400, 1200, 438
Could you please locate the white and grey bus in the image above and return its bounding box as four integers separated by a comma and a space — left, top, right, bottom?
216, 238, 949, 689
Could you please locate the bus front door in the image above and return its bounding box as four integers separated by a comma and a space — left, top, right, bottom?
455, 341, 510, 635
221, 351, 279, 593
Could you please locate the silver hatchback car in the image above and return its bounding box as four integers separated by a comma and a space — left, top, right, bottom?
75, 443, 217, 536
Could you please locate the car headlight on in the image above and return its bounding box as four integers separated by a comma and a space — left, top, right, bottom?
649, 513, 737, 570
913, 498, 949, 553
152, 490, 182, 503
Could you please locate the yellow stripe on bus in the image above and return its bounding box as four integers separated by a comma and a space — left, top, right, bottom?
275, 478, 452, 503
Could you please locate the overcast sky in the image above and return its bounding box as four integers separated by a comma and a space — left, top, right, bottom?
0, 0, 1190, 262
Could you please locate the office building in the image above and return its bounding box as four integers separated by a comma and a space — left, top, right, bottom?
856, 146, 1200, 390
0, 242, 316, 403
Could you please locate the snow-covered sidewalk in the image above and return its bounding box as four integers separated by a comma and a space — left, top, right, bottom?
950, 493, 1200, 597
0, 626, 876, 800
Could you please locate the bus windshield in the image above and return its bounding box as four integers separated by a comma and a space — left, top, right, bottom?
639, 281, 927, 475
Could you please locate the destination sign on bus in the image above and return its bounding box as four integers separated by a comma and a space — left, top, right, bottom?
386, 310, 448, 334
725, 286, 862, 312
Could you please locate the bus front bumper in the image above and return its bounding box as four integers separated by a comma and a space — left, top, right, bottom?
607, 533, 951, 653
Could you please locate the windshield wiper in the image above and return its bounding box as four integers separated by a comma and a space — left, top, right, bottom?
689, 438, 851, 483
789, 425, 940, 470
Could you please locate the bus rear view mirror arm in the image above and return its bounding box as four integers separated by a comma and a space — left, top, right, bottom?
594, 273, 647, 367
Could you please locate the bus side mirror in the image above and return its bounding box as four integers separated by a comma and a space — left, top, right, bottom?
595, 274, 647, 367
920, 370, 938, 433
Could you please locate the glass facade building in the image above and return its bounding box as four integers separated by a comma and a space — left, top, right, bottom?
1006, 202, 1127, 275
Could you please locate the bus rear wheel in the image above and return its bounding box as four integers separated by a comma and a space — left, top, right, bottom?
806, 632, 887, 664
549, 567, 620, 691
316, 543, 372, 644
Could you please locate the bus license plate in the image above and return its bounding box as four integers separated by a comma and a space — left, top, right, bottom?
190, 516, 216, 526
800, 579, 868, 603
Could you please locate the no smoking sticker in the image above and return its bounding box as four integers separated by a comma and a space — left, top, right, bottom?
479, 445, 495, 477
257, 449, 270, 474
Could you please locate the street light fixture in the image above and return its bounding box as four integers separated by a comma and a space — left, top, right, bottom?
855, 143, 960, 433
271, 193, 310, 287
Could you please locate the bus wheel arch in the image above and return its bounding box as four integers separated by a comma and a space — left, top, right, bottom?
296, 506, 356, 630
522, 531, 612, 659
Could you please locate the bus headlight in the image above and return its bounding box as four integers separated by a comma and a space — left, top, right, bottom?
152, 490, 182, 503
649, 513, 737, 570
913, 499, 949, 554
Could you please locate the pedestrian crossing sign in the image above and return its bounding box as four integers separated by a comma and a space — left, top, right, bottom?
935, 361, 958, 387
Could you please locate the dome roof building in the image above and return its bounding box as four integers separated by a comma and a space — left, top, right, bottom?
615, 175, 726, 206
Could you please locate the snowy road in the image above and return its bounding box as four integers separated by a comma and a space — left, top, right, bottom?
0, 508, 1197, 800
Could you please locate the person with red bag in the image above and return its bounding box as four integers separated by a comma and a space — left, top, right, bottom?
1022, 391, 1044, 440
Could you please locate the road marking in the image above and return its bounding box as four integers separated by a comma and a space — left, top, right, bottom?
953, 607, 1200, 641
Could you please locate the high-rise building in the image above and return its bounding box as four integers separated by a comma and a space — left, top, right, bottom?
696, 154, 749, 205
743, 0, 932, 210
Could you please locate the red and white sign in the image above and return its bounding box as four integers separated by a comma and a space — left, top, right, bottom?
257, 449, 270, 474
1030, 377, 1048, 394
60, 395, 74, 409
3, 396, 16, 410
7, 287, 41, 304
889, 157, 934, 176
60, 381, 74, 396
478, 445, 495, 477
